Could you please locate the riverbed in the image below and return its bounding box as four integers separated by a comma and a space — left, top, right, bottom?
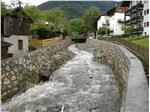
2, 44, 120, 112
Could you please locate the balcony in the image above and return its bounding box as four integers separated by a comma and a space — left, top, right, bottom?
126, 3, 143, 16
125, 19, 131, 24
126, 9, 131, 16
117, 19, 124, 23
137, 16, 143, 22
136, 3, 143, 10
136, 27, 143, 32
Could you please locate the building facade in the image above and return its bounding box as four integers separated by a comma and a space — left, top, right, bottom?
143, 1, 149, 35
122, 1, 149, 35
3, 35, 29, 57
1, 7, 32, 57
97, 6, 128, 36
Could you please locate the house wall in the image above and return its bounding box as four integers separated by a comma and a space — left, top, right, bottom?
111, 13, 125, 35
97, 13, 127, 36
4, 35, 29, 57
97, 16, 110, 29
143, 1, 149, 35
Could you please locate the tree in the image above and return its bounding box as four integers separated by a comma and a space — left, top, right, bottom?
23, 5, 41, 22
1, 2, 10, 15
43, 8, 70, 36
97, 27, 110, 35
69, 18, 84, 37
83, 6, 101, 38
122, 26, 135, 34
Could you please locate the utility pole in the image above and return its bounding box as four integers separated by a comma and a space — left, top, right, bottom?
105, 13, 108, 40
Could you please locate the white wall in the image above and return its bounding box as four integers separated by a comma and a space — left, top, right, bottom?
110, 13, 125, 35
143, 1, 149, 35
4, 35, 29, 57
97, 16, 110, 30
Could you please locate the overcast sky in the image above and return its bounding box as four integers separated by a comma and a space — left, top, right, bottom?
2, 0, 122, 7
2, 0, 49, 6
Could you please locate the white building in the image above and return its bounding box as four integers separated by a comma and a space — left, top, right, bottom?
97, 6, 128, 36
97, 15, 110, 29
109, 13, 125, 35
143, 1, 149, 36
122, 1, 145, 35
3, 35, 29, 57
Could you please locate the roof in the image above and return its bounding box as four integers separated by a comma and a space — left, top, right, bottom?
97, 5, 128, 21
1, 41, 12, 47
121, 1, 131, 7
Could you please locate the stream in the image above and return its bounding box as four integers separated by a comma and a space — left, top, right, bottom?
2, 44, 120, 112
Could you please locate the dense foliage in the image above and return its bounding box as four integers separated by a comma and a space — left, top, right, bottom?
24, 5, 41, 22
1, 2, 10, 15
122, 26, 135, 34
38, 1, 119, 19
83, 6, 101, 37
69, 18, 85, 37
97, 27, 111, 35
29, 24, 58, 39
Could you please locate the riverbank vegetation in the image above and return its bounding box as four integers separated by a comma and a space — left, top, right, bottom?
122, 36, 149, 48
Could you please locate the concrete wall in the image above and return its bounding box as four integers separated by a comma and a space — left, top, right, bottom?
87, 39, 148, 112
4, 35, 29, 57
143, 1, 149, 35
1, 39, 72, 102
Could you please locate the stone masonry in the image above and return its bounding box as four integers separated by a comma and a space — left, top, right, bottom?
1, 39, 73, 102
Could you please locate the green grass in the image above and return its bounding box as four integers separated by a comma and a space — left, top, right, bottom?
122, 36, 149, 48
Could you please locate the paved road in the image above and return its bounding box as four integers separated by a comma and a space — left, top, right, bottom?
2, 44, 120, 112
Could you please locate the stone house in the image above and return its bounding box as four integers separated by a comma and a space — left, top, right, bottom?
1, 6, 33, 57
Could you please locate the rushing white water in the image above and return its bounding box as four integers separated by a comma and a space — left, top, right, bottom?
2, 44, 120, 112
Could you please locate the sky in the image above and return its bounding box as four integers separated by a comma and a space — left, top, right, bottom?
2, 0, 49, 6
2, 0, 122, 7
2, 0, 123, 6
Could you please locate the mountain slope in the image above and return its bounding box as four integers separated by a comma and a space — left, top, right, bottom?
38, 1, 120, 19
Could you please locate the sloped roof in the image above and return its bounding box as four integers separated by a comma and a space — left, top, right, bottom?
1, 41, 12, 47
121, 1, 131, 7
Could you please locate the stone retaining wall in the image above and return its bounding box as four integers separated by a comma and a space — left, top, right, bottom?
87, 39, 148, 112
1, 39, 73, 102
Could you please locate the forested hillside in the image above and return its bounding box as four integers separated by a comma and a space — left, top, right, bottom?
38, 1, 120, 19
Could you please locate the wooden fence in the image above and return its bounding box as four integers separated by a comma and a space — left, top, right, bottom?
29, 37, 60, 49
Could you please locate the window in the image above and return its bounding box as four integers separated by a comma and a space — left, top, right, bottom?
18, 40, 23, 50
144, 22, 147, 27
147, 22, 149, 27
144, 10, 146, 15
147, 9, 149, 14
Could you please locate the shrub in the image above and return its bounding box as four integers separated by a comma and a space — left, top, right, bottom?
97, 27, 110, 35
29, 24, 58, 39
122, 26, 135, 34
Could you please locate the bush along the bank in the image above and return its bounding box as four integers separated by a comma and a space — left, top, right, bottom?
97, 27, 111, 35
29, 23, 59, 39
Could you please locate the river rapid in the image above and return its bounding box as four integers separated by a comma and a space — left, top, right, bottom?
2, 44, 120, 112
